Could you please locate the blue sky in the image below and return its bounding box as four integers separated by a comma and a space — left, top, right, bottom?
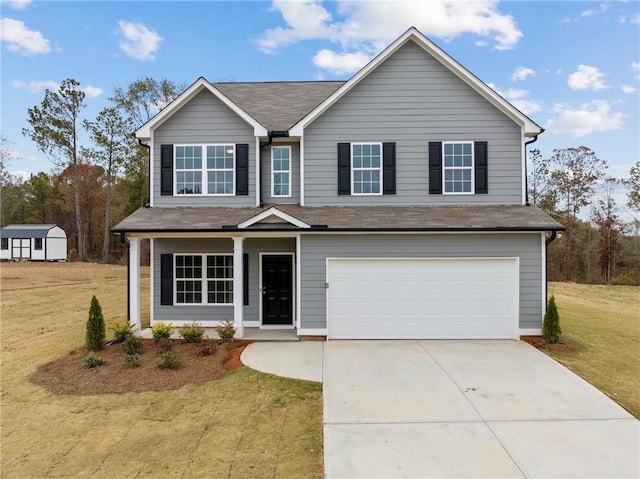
1, 0, 639, 211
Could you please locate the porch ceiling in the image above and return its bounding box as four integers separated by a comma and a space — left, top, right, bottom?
112, 204, 564, 234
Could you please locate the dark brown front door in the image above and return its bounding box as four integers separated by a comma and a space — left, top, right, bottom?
262, 255, 293, 326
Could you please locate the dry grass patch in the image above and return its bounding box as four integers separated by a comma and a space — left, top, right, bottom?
1, 262, 323, 478
546, 282, 640, 418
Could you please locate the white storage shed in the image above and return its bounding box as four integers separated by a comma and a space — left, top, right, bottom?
0, 224, 67, 261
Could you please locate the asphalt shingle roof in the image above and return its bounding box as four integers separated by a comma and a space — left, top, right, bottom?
214, 81, 345, 132
113, 205, 564, 233
0, 224, 59, 238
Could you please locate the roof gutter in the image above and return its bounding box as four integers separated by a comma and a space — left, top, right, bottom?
259, 130, 289, 207
524, 128, 544, 206
135, 135, 151, 208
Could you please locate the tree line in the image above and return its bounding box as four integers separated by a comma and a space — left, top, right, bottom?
0, 77, 180, 262
529, 146, 639, 285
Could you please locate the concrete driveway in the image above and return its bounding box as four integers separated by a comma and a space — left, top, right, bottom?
323, 340, 639, 479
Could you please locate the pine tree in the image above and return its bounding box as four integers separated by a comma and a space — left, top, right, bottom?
86, 295, 106, 350
542, 295, 561, 344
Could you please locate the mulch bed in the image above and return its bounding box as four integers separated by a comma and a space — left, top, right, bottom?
521, 335, 582, 353
30, 339, 252, 395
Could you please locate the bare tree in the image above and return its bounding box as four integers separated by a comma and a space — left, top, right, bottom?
83, 107, 134, 263
22, 79, 87, 259
528, 148, 556, 213
593, 177, 624, 284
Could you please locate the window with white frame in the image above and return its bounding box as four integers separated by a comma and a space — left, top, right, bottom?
175, 144, 235, 195
352, 143, 382, 195
175, 254, 233, 305
443, 142, 473, 194
272, 146, 291, 197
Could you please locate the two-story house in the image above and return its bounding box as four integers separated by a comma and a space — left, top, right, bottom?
114, 27, 563, 340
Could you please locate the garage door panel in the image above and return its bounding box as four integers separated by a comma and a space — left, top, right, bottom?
327, 258, 518, 340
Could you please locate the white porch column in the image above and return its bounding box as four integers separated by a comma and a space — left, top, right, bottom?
232, 236, 245, 338
129, 237, 141, 333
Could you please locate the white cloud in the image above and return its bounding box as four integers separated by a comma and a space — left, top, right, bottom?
630, 61, 640, 80
1, 17, 51, 55
11, 79, 59, 93
545, 100, 626, 137
118, 20, 162, 60
511, 66, 535, 82
580, 2, 609, 18
257, 0, 524, 74
567, 65, 608, 90
622, 84, 636, 94
488, 83, 542, 115
2, 0, 32, 10
312, 49, 370, 75
82, 85, 103, 98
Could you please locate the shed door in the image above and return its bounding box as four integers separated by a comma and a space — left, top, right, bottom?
12, 238, 31, 259
327, 258, 518, 339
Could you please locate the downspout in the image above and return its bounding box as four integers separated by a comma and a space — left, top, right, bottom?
259, 130, 289, 207
524, 128, 545, 206
136, 136, 151, 208
544, 230, 558, 304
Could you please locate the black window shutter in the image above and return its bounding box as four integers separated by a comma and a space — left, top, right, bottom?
160, 254, 173, 305
382, 142, 396, 195
243, 253, 249, 306
337, 143, 351, 195
474, 141, 488, 194
161, 145, 173, 196
428, 141, 443, 194
236, 144, 249, 196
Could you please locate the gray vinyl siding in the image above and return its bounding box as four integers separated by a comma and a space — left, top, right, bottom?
304, 41, 523, 206
152, 90, 256, 207
261, 142, 301, 204
299, 233, 543, 330
153, 237, 295, 324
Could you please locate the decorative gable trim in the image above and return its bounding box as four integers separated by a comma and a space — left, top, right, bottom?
237, 207, 311, 229
289, 27, 542, 137
136, 77, 268, 140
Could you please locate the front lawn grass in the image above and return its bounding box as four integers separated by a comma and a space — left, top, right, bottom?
548, 282, 640, 418
0, 262, 323, 478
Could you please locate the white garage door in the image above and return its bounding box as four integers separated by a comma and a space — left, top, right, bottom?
327, 258, 518, 339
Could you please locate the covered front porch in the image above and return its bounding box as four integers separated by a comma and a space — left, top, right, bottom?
127, 232, 302, 339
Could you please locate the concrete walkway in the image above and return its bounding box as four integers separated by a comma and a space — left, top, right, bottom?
241, 340, 640, 478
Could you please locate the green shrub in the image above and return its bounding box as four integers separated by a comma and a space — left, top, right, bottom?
83, 352, 104, 368
542, 295, 562, 344
215, 319, 236, 344
121, 334, 143, 355
151, 321, 175, 342
157, 350, 181, 369
178, 322, 205, 343
122, 352, 141, 367
86, 296, 106, 351
109, 320, 135, 342
197, 336, 215, 356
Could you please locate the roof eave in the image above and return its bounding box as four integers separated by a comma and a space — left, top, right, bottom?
135, 77, 268, 140
290, 27, 543, 137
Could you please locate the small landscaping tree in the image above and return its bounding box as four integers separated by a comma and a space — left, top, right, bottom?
542, 295, 561, 344
86, 295, 106, 350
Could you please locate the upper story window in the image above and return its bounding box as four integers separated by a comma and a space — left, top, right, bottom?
443, 142, 473, 194
34, 238, 43, 250
272, 146, 291, 197
175, 144, 234, 195
352, 143, 382, 195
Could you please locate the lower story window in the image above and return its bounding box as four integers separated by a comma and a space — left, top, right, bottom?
34, 238, 43, 250
175, 254, 233, 305
1, 238, 8, 250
